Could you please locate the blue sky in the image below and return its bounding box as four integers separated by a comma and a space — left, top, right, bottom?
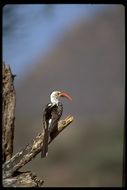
3, 4, 110, 76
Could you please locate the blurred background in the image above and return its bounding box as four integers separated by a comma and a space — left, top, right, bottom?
3, 4, 125, 187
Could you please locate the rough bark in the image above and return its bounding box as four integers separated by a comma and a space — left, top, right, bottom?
2, 63, 16, 162
3, 171, 44, 187
2, 63, 74, 187
3, 116, 74, 179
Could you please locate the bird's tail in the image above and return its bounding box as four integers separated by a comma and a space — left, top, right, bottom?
41, 123, 49, 158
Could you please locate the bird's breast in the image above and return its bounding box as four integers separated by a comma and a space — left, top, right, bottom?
48, 119, 52, 126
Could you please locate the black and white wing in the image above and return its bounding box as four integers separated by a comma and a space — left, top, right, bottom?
48, 103, 63, 140
41, 103, 51, 158
41, 103, 63, 158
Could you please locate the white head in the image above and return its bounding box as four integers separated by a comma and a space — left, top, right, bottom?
50, 90, 72, 105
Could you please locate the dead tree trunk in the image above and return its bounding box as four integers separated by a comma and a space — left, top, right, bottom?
2, 64, 16, 163
2, 63, 74, 187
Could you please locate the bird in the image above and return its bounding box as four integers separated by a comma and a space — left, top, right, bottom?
41, 90, 72, 158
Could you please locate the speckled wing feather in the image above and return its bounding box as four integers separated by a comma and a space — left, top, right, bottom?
41, 104, 51, 158
41, 103, 63, 158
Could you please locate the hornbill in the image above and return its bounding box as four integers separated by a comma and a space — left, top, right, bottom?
41, 90, 72, 158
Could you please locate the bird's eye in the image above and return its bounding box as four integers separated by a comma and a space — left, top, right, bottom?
57, 92, 60, 95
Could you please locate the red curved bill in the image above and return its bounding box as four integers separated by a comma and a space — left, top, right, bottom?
60, 92, 72, 101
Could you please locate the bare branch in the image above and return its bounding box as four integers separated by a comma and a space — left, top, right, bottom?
3, 116, 74, 179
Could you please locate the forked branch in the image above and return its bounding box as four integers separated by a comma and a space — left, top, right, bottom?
3, 116, 74, 179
